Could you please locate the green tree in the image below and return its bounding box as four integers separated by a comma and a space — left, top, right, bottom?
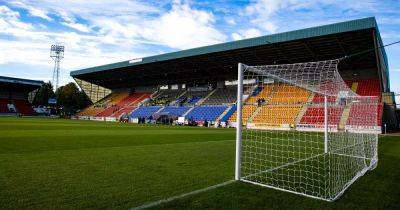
56, 82, 91, 115
32, 82, 55, 106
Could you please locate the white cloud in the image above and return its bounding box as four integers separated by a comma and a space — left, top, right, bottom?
27, 7, 52, 21
231, 28, 262, 40
139, 1, 227, 49
225, 17, 236, 26
0, 5, 33, 31
0, 0, 399, 88
9, 1, 53, 21
0, 0, 227, 86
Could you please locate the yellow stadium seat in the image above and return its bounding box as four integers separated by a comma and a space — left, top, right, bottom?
229, 105, 257, 124
252, 105, 302, 126
269, 84, 310, 104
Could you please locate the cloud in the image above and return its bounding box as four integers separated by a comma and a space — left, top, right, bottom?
139, 1, 227, 49
9, 1, 53, 21
231, 28, 262, 40
0, 5, 33, 31
0, 0, 399, 89
59, 12, 91, 33
0, 0, 227, 86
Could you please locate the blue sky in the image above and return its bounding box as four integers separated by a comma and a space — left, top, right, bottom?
0, 0, 399, 102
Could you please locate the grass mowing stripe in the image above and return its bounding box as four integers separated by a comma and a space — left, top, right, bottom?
0, 139, 235, 155
131, 180, 236, 210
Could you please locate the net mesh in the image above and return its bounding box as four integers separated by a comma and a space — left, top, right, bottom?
237, 59, 379, 201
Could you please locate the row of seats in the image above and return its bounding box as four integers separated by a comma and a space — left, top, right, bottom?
159, 106, 190, 117
129, 105, 228, 122
185, 106, 227, 121
252, 105, 302, 125
202, 87, 236, 105
182, 90, 211, 106
151, 89, 185, 105
229, 105, 257, 123
131, 106, 163, 118
13, 99, 35, 115
78, 92, 151, 117
97, 92, 151, 117
356, 79, 381, 97
347, 103, 382, 126
0, 98, 9, 113
300, 106, 344, 125
229, 83, 308, 125
312, 94, 336, 103
77, 106, 104, 116
0, 98, 35, 115
311, 80, 353, 103
110, 92, 152, 117
78, 93, 118, 116
77, 79, 382, 126
247, 85, 274, 104
269, 84, 310, 104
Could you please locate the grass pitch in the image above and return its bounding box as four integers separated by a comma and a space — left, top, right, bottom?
0, 117, 399, 209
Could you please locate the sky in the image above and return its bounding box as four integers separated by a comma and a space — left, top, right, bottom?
0, 0, 399, 102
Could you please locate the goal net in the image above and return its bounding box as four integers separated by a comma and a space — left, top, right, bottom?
234, 60, 379, 201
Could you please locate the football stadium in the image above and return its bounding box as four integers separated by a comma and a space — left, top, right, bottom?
1, 17, 400, 209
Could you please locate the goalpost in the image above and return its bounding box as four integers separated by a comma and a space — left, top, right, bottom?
235, 60, 379, 201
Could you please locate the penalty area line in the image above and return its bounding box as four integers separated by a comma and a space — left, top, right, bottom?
131, 180, 236, 210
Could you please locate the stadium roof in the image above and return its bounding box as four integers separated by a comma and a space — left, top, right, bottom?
70, 17, 389, 91
0, 76, 44, 88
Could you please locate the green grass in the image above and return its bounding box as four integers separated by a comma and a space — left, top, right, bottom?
0, 117, 399, 209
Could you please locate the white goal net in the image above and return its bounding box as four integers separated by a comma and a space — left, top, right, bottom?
234, 60, 379, 201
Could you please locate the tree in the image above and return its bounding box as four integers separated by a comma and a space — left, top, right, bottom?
32, 82, 55, 106
56, 82, 91, 115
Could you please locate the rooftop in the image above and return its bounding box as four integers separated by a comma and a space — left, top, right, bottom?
70, 17, 389, 91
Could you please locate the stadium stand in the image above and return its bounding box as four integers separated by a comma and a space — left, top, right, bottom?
104, 92, 151, 117
151, 89, 185, 105
229, 105, 257, 123
202, 87, 236, 105
185, 105, 228, 121
13, 99, 35, 115
252, 105, 302, 126
0, 99, 10, 113
220, 105, 236, 122
0, 76, 43, 115
269, 84, 311, 104
300, 106, 344, 125
112, 106, 137, 118
79, 91, 132, 117
70, 18, 392, 129
312, 94, 337, 103
130, 106, 162, 118
159, 106, 190, 117
311, 81, 350, 103
356, 79, 381, 97
77, 106, 104, 117
347, 103, 382, 126
183, 90, 211, 106
246, 85, 275, 104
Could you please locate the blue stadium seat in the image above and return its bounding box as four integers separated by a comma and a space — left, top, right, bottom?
160, 106, 190, 117
187, 96, 202, 105
130, 106, 162, 118
220, 105, 236, 122
185, 106, 227, 121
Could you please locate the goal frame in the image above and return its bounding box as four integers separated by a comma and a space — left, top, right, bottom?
234, 62, 378, 201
